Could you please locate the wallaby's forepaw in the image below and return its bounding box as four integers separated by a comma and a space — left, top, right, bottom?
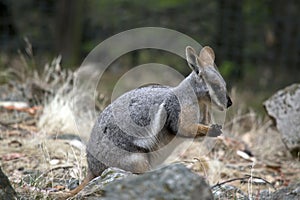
207, 124, 222, 137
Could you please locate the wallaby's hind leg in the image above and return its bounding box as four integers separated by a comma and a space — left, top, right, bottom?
119, 153, 151, 173
86, 151, 108, 177
65, 154, 149, 198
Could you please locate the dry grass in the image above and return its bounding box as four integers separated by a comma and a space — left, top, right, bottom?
0, 54, 299, 199
176, 88, 298, 199
0, 55, 93, 198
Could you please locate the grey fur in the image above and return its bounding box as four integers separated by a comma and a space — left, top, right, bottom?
86, 46, 231, 177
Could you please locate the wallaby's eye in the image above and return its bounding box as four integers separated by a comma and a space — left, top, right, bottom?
196, 68, 202, 77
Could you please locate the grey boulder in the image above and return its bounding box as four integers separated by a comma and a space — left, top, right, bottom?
264, 83, 300, 157
101, 163, 213, 200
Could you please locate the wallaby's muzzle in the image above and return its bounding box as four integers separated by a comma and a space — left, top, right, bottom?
227, 95, 232, 108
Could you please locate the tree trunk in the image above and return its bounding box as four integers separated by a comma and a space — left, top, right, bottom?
55, 0, 84, 67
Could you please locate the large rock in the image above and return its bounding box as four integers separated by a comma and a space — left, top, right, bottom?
264, 84, 300, 157
101, 164, 213, 200
0, 167, 17, 200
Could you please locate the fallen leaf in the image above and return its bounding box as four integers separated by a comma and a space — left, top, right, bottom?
53, 185, 65, 191
1, 153, 25, 161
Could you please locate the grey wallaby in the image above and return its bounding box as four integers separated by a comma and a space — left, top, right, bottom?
68, 46, 232, 196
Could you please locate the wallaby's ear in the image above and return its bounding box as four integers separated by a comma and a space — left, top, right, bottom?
186, 46, 201, 74
199, 46, 215, 67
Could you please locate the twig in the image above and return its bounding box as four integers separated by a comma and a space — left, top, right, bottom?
43, 165, 74, 176
211, 177, 248, 189
32, 165, 74, 184
211, 175, 276, 190
244, 174, 276, 190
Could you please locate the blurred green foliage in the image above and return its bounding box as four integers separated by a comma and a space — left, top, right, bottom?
219, 61, 236, 80
0, 0, 299, 105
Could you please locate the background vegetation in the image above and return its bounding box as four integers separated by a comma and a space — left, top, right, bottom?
1, 0, 299, 112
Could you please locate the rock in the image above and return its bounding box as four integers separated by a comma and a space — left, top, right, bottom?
0, 166, 17, 200
70, 164, 213, 200
100, 164, 213, 200
264, 84, 300, 157
70, 167, 133, 199
259, 182, 300, 200
212, 185, 248, 200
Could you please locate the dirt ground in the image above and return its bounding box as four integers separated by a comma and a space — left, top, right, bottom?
0, 106, 299, 199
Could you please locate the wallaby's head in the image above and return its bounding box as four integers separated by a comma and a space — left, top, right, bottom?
186, 46, 232, 111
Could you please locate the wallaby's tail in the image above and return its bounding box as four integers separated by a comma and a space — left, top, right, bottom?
65, 171, 95, 199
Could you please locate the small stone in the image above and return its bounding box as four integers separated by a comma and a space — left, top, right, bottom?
49, 159, 60, 165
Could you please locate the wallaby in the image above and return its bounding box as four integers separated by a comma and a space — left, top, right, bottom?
67, 46, 232, 197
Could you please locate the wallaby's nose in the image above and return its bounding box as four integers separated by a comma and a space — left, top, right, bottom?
227, 96, 232, 108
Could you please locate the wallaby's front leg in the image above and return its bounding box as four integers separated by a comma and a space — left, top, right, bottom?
178, 123, 222, 138
199, 103, 211, 124
197, 124, 210, 136
177, 106, 222, 138
197, 123, 222, 137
